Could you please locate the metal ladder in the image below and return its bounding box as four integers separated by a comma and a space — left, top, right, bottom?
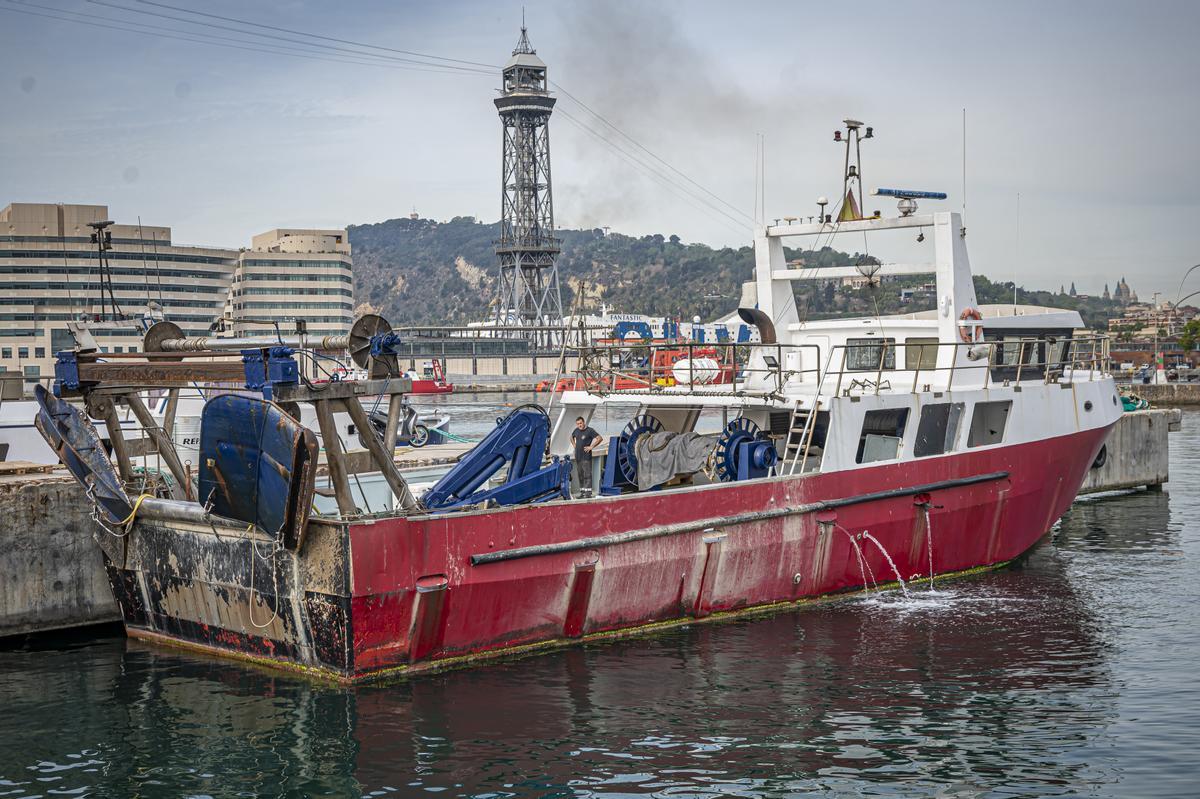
780, 346, 842, 475
781, 399, 825, 475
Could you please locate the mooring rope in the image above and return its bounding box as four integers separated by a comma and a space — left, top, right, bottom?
248, 525, 281, 630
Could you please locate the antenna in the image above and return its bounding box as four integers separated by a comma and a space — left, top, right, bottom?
1013, 191, 1021, 310
833, 119, 873, 221
753, 134, 759, 225
87, 219, 121, 320
961, 108, 967, 237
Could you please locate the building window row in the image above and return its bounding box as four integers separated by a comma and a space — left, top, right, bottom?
0, 249, 231, 265
239, 259, 351, 269
0, 312, 220, 322
1, 345, 147, 359
236, 300, 353, 310
237, 273, 352, 284
0, 282, 228, 296
0, 236, 172, 246
235, 287, 353, 298
0, 265, 228, 280
0, 298, 224, 310
231, 312, 350, 323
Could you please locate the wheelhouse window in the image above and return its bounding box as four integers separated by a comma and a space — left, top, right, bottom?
913, 402, 965, 457
967, 400, 1012, 447
846, 337, 896, 371
987, 328, 1073, 381
904, 337, 939, 371
856, 407, 909, 463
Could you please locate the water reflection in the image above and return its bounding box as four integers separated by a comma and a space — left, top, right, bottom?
1, 424, 1196, 797
0, 541, 1125, 797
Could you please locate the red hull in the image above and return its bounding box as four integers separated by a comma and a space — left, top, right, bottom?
109, 423, 1110, 680
408, 379, 453, 394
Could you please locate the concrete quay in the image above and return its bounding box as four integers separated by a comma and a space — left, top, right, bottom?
0, 409, 1184, 638
1078, 408, 1180, 494
0, 465, 119, 636
1119, 382, 1200, 407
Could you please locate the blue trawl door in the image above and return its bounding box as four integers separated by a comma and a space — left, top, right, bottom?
198, 395, 318, 549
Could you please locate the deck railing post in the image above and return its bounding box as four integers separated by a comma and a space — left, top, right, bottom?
875, 340, 885, 395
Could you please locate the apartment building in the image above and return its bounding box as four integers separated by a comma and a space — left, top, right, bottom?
0, 203, 353, 382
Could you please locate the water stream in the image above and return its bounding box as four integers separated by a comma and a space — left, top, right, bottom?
860, 530, 910, 598
839, 525, 877, 591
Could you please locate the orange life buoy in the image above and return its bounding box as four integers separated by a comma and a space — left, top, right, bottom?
958, 307, 983, 344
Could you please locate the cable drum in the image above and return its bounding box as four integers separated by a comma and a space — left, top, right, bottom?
615, 414, 663, 485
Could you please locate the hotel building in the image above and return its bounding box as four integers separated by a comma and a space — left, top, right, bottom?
0, 203, 353, 383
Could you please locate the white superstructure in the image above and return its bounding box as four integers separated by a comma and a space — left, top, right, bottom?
549, 210, 1120, 481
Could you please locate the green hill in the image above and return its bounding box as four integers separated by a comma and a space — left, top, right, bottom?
347, 216, 1120, 329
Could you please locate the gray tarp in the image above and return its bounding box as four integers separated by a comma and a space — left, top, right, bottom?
634, 431, 719, 490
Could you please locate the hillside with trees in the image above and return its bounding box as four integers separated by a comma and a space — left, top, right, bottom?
348, 216, 1124, 330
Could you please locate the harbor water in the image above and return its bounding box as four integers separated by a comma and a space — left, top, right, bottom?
1, 401, 1198, 797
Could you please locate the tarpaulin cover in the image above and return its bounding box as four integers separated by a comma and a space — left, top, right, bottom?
633, 431, 718, 491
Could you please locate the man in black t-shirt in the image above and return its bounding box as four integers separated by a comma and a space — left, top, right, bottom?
570, 416, 602, 497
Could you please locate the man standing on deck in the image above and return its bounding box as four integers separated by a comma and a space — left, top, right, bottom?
571, 416, 602, 498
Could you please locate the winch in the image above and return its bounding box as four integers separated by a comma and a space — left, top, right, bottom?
712, 417, 778, 482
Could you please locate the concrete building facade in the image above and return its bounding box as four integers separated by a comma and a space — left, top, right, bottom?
230, 229, 353, 338
0, 203, 353, 383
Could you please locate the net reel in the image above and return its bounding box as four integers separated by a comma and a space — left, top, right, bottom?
712, 417, 777, 482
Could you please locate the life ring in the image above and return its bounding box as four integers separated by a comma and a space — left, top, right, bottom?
958, 307, 983, 344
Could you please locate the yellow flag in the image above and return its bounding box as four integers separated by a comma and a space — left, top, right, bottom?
837, 189, 861, 222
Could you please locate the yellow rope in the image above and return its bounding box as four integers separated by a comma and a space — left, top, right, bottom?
116, 493, 154, 527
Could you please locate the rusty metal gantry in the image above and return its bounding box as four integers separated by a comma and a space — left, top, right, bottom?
53, 316, 420, 518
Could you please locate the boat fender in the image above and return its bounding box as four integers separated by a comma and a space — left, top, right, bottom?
958, 307, 983, 344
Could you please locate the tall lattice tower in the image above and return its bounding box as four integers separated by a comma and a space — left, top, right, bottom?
492, 25, 562, 346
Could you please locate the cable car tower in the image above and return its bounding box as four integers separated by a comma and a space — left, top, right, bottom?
492, 24, 563, 347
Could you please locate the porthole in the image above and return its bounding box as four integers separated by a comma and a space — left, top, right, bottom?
1084, 400, 1093, 411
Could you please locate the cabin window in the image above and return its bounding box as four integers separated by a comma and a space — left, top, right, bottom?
846, 337, 896, 371
913, 402, 965, 457
967, 400, 1012, 447
987, 328, 1073, 381
904, 337, 939, 371
856, 407, 909, 463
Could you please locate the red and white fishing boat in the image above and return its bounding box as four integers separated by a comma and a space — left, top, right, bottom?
36, 132, 1120, 681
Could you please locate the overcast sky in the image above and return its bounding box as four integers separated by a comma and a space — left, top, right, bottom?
2, 0, 1197, 299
